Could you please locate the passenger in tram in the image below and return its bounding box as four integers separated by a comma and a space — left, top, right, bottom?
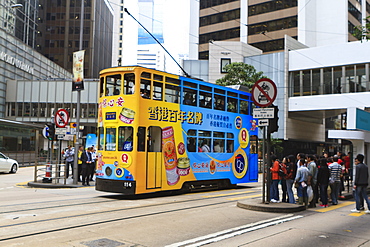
200, 140, 210, 153
184, 93, 192, 105
187, 138, 196, 152
105, 88, 110, 96
113, 88, 120, 95
213, 141, 221, 153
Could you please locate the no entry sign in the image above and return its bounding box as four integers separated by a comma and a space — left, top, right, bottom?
251, 78, 277, 107
54, 109, 70, 128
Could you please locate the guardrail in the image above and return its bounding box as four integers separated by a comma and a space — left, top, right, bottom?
34, 161, 69, 185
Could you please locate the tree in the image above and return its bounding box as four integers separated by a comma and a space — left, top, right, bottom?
215, 62, 267, 90
353, 16, 370, 41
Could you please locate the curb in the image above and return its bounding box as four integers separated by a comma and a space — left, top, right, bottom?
237, 198, 306, 213
27, 181, 90, 189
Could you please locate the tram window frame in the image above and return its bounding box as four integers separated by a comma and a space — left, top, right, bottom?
141, 72, 151, 79
154, 74, 163, 81
147, 126, 162, 152
140, 78, 151, 99
227, 132, 234, 153
165, 77, 181, 85
118, 126, 133, 151
137, 127, 146, 152
123, 73, 135, 95
227, 96, 238, 113
98, 127, 104, 150
239, 94, 249, 115
213, 131, 225, 153
214, 94, 225, 111
105, 127, 117, 151
165, 83, 180, 103
153, 81, 163, 101
183, 87, 197, 106
99, 77, 104, 97
198, 130, 211, 152
199, 91, 212, 108
187, 129, 197, 152
106, 74, 122, 96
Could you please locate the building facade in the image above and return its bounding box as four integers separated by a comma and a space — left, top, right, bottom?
36, 0, 114, 78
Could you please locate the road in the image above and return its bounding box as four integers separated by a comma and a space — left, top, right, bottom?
1, 167, 370, 247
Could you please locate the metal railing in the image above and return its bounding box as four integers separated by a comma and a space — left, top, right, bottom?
34, 160, 69, 185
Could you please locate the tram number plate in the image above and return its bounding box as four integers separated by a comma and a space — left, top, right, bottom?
123, 182, 132, 188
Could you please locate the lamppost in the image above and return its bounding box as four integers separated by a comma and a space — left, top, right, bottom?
72, 0, 85, 185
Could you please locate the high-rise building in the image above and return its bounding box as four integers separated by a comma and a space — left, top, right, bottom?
36, 0, 114, 78
198, 0, 366, 59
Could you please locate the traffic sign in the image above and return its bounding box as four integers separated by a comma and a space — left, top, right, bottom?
251, 78, 277, 107
42, 126, 49, 139
54, 109, 70, 128
253, 108, 274, 118
258, 119, 269, 126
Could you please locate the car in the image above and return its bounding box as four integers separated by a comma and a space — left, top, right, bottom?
0, 152, 19, 173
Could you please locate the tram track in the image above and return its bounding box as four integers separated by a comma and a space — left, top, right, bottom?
0, 192, 254, 242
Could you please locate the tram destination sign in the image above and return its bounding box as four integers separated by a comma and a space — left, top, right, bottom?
253, 108, 274, 119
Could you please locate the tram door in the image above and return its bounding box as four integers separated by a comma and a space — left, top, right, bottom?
146, 126, 162, 189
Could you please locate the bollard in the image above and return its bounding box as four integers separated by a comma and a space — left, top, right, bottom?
43, 163, 52, 183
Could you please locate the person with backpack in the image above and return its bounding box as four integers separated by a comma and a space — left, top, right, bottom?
285, 155, 297, 204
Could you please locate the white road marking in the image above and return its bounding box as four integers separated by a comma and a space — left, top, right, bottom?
165, 214, 303, 247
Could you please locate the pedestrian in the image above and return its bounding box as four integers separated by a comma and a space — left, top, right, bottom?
77, 145, 84, 182
90, 146, 96, 181
295, 158, 310, 207
351, 154, 370, 213
307, 154, 318, 208
329, 156, 342, 205
270, 155, 280, 203
80, 147, 93, 186
285, 155, 296, 204
280, 157, 288, 203
63, 145, 74, 178
317, 158, 330, 207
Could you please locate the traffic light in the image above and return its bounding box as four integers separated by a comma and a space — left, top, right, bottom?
47, 124, 55, 141
268, 105, 279, 134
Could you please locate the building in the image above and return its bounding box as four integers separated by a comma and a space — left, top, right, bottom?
36, 0, 114, 78
197, 0, 367, 60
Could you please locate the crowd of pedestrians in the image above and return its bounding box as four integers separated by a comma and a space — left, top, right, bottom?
269, 151, 370, 213
63, 145, 96, 185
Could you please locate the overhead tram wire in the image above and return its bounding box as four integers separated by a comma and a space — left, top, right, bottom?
124, 8, 191, 78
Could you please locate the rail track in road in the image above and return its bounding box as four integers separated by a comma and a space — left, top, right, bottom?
0, 187, 261, 243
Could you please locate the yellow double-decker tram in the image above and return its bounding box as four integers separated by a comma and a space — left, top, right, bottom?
96, 66, 258, 195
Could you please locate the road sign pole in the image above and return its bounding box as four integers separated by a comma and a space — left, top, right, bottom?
262, 126, 266, 204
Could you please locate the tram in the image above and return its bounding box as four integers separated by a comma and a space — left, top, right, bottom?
95, 66, 258, 194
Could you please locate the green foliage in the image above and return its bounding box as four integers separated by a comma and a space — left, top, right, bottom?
353, 16, 370, 41
215, 62, 266, 90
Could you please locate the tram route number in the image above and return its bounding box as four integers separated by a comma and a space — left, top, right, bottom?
123, 182, 132, 188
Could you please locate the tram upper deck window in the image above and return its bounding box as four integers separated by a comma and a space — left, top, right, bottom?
165, 84, 180, 103
99, 77, 104, 97
123, 73, 135, 94
153, 81, 163, 101
199, 91, 212, 108
183, 88, 197, 106
105, 74, 122, 96
239, 94, 249, 114
140, 79, 151, 99
105, 127, 116, 151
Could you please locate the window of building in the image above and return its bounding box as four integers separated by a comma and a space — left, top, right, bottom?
199, 27, 240, 44
248, 0, 298, 16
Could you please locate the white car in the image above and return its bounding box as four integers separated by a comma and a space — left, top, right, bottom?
0, 152, 18, 173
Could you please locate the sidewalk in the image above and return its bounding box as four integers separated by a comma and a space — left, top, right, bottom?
28, 177, 95, 188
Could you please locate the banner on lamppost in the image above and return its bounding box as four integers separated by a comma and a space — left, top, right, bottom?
72, 50, 85, 91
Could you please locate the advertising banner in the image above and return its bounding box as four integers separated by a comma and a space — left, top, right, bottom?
72, 50, 85, 91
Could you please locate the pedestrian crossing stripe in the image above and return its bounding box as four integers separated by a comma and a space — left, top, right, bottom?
315, 201, 354, 212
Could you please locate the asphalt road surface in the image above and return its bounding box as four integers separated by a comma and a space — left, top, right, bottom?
1, 167, 370, 247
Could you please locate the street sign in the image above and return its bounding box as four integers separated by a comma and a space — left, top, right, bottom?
253, 108, 274, 118
55, 128, 67, 135
251, 78, 277, 107
54, 109, 70, 128
258, 119, 269, 126
57, 135, 65, 140
42, 126, 49, 139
